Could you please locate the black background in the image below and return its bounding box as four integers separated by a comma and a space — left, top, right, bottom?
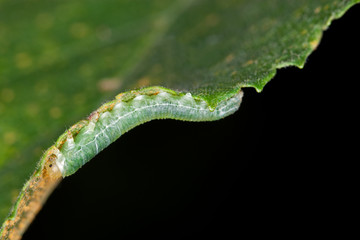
24, 4, 359, 239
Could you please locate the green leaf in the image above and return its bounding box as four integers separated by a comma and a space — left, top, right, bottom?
0, 0, 358, 239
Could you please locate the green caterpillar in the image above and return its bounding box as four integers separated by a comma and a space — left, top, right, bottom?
51, 88, 243, 177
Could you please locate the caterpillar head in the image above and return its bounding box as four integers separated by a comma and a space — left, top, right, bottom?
44, 154, 62, 180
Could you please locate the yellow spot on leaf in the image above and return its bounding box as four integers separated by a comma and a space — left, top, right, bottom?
310, 39, 320, 49
49, 107, 62, 119
15, 53, 32, 69
26, 103, 39, 117
314, 7, 321, 14
70, 22, 90, 39
301, 29, 307, 35
35, 13, 54, 30
4, 131, 17, 145
1, 88, 15, 102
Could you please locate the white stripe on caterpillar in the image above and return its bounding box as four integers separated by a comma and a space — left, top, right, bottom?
56, 90, 243, 177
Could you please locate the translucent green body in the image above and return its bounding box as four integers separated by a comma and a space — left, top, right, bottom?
55, 89, 243, 176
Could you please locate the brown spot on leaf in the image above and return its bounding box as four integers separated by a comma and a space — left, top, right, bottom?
98, 78, 122, 92
314, 7, 321, 14
225, 53, 235, 63
242, 59, 254, 67
137, 77, 150, 88
0, 148, 62, 240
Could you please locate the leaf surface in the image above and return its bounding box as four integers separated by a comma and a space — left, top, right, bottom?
0, 0, 358, 239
